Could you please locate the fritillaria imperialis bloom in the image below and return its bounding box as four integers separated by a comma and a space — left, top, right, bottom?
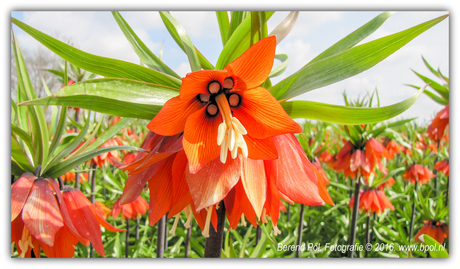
384, 140, 400, 159
61, 171, 88, 183
332, 138, 390, 179
349, 188, 395, 214
403, 164, 435, 185
119, 36, 333, 237
415, 221, 448, 244
61, 187, 125, 257
112, 196, 149, 221
94, 201, 112, 219
434, 160, 449, 177
11, 173, 123, 258
426, 105, 449, 142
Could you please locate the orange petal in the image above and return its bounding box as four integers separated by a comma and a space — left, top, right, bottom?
185, 155, 241, 211
234, 180, 258, 227
232, 87, 302, 140
183, 107, 222, 174
62, 189, 106, 257
240, 157, 266, 218
179, 70, 228, 100
224, 187, 242, 229
270, 134, 324, 206
147, 95, 204, 136
264, 161, 281, 225
169, 150, 193, 216
224, 36, 276, 89
310, 162, 334, 206
11, 172, 35, 221
22, 179, 64, 247
147, 156, 175, 226
350, 150, 361, 172
245, 135, 278, 160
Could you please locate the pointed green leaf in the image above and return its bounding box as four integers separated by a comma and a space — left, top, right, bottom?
412, 70, 449, 101
112, 11, 180, 79
282, 84, 426, 124
11, 124, 33, 153
418, 234, 448, 258
310, 12, 393, 64
407, 84, 448, 105
159, 11, 201, 72
78, 118, 131, 154
48, 106, 68, 158
11, 134, 34, 172
20, 78, 179, 120
11, 159, 26, 177
12, 17, 182, 88
45, 145, 144, 178
269, 11, 299, 45
271, 14, 448, 100
216, 11, 230, 46
158, 12, 213, 70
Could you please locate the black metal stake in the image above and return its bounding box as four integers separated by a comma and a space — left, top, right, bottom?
348, 177, 362, 258
296, 204, 306, 258
255, 226, 261, 246
408, 180, 419, 242
125, 219, 130, 258
204, 201, 226, 258
184, 224, 192, 258
365, 214, 371, 258
135, 218, 140, 241
156, 215, 165, 258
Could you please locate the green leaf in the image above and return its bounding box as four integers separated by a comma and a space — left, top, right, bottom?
270, 14, 448, 100
227, 11, 249, 41
159, 12, 201, 72
48, 107, 68, 158
216, 11, 230, 46
418, 234, 448, 258
45, 145, 143, 178
11, 134, 34, 172
43, 112, 91, 174
12, 17, 182, 89
407, 84, 448, 106
11, 124, 34, 154
250, 11, 262, 46
216, 12, 275, 70
368, 118, 416, 138
12, 29, 49, 166
269, 54, 289, 78
20, 78, 179, 120
282, 84, 426, 124
112, 11, 180, 79
412, 70, 449, 101
79, 118, 131, 154
11, 159, 25, 177
310, 12, 393, 64
269, 11, 299, 45
158, 12, 213, 70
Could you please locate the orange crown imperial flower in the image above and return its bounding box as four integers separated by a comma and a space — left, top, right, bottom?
120, 36, 333, 237
349, 188, 395, 214
415, 220, 448, 244
403, 164, 435, 185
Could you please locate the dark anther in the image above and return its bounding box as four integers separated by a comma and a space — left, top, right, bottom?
206, 104, 219, 116
207, 81, 221, 94
223, 77, 234, 90
228, 93, 241, 107
199, 93, 210, 103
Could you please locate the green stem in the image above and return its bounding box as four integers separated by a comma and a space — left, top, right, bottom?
348, 177, 361, 258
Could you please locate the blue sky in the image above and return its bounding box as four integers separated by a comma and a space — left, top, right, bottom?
10, 11, 449, 124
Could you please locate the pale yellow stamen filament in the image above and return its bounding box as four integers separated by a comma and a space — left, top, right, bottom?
240, 214, 247, 227
216, 94, 248, 163
202, 206, 213, 238
169, 213, 181, 236
18, 226, 32, 258
261, 208, 267, 223
184, 205, 193, 229
273, 223, 281, 236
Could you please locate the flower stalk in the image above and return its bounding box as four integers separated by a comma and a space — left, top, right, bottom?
296, 204, 306, 258
156, 215, 165, 258
348, 176, 362, 258
204, 201, 226, 258
408, 180, 418, 242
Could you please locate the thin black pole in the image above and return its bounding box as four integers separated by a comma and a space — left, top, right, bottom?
255, 226, 261, 246
156, 216, 165, 258
204, 201, 226, 258
408, 180, 419, 242
365, 214, 371, 258
135, 218, 140, 241
348, 177, 362, 258
184, 224, 192, 258
125, 219, 130, 258
90, 162, 97, 258
296, 204, 306, 258
164, 216, 169, 251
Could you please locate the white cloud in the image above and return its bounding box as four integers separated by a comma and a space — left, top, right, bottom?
176, 62, 191, 77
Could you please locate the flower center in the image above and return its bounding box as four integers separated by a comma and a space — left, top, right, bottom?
216, 93, 248, 163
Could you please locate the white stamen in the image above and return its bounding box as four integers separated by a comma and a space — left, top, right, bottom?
231, 117, 247, 135
202, 206, 213, 238
217, 122, 227, 146
218, 116, 248, 163
169, 214, 181, 236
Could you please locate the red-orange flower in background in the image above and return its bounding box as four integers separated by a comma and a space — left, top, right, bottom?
349, 188, 395, 214
90, 137, 124, 167
112, 196, 149, 221
61, 171, 88, 183
61, 187, 125, 257
384, 140, 400, 159
426, 105, 449, 142
331, 138, 390, 179
120, 36, 333, 237
403, 164, 435, 185
94, 201, 112, 219
434, 160, 449, 177
415, 221, 448, 244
